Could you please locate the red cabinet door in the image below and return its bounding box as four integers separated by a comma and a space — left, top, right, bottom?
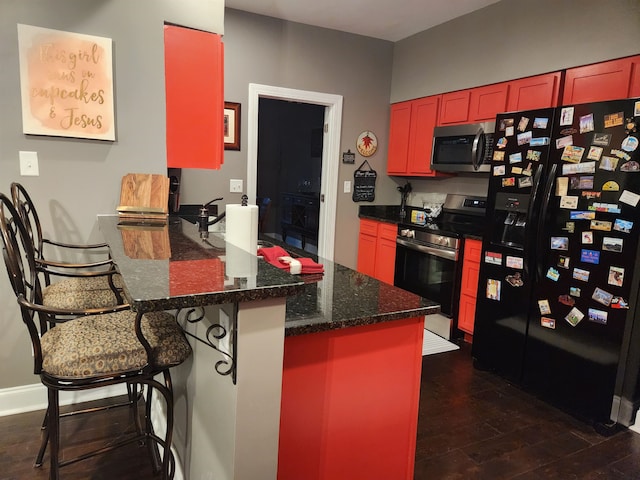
458, 293, 477, 335
374, 223, 398, 284
507, 72, 562, 111
387, 101, 412, 174
165, 25, 224, 169
438, 90, 471, 125
357, 232, 377, 277
563, 57, 635, 104
407, 95, 440, 175
630, 56, 640, 98
469, 83, 509, 122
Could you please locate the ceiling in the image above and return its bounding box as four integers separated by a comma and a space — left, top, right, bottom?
225, 0, 501, 42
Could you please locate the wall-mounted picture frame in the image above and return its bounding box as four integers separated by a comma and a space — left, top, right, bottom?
224, 101, 241, 150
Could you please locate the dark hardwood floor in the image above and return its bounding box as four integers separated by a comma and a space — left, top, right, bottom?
1, 343, 639, 479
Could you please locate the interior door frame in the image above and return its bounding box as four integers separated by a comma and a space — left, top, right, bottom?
247, 83, 343, 261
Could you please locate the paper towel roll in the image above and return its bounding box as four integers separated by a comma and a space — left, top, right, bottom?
225, 203, 259, 254
225, 240, 258, 279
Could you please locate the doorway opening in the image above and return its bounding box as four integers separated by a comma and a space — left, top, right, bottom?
247, 84, 343, 261
257, 98, 324, 254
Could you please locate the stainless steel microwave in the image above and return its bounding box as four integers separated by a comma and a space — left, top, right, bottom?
431, 121, 495, 173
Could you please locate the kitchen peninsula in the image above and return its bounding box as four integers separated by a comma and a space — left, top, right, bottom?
97, 214, 439, 480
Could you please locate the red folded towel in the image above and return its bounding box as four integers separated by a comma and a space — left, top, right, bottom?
257, 246, 324, 275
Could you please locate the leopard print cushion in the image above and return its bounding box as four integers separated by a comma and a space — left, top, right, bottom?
43, 275, 124, 309
41, 310, 192, 379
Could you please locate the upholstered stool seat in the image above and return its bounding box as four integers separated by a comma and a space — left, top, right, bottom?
42, 274, 125, 310
41, 310, 191, 379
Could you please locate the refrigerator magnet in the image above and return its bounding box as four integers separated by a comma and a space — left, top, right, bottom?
493, 151, 505, 161
626, 117, 637, 133
599, 156, 619, 171
565, 307, 584, 327
512, 166, 523, 175
634, 101, 640, 116
499, 118, 514, 131
522, 163, 534, 176
558, 294, 575, 306
493, 165, 506, 176
506, 256, 524, 269
569, 286, 581, 297
582, 191, 601, 199
588, 308, 608, 325
530, 137, 550, 146
557, 255, 570, 269
620, 161, 640, 171
560, 107, 574, 126
580, 249, 600, 264
587, 146, 604, 161
538, 299, 551, 314
590, 219, 611, 230
509, 152, 522, 163
556, 135, 573, 149
486, 279, 501, 300
621, 136, 638, 152
502, 177, 516, 187
589, 203, 620, 214
517, 131, 532, 145
570, 211, 595, 220
602, 237, 623, 252
581, 231, 594, 244
592, 133, 612, 146
546, 267, 560, 282
533, 117, 549, 129
517, 117, 530, 132
573, 267, 590, 282
604, 111, 624, 128
541, 317, 556, 329
518, 177, 533, 188
613, 218, 633, 233
619, 189, 640, 207
556, 177, 569, 196
551, 237, 569, 250
571, 176, 594, 189
526, 150, 542, 161
497, 137, 508, 148
611, 296, 629, 309
560, 196, 579, 209
592, 287, 613, 307
563, 221, 575, 233
611, 149, 631, 160
484, 251, 502, 265
561, 145, 585, 163
607, 266, 624, 287
505, 126, 515, 137
601, 180, 620, 191
579, 114, 595, 134
506, 272, 523, 287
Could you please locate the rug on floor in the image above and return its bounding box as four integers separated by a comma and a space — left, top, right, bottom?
422, 329, 459, 356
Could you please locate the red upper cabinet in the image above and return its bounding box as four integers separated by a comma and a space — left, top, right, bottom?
562, 55, 640, 105
165, 25, 224, 170
387, 95, 443, 177
438, 90, 471, 125
468, 83, 509, 122
630, 56, 640, 98
507, 72, 562, 111
387, 101, 412, 174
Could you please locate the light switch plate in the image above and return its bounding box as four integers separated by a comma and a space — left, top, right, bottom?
344, 180, 351, 193
230, 179, 243, 193
19, 151, 39, 176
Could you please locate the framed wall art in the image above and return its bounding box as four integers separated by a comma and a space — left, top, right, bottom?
224, 101, 241, 150
17, 23, 115, 141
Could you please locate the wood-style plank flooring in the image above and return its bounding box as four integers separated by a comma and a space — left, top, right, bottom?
1, 343, 639, 479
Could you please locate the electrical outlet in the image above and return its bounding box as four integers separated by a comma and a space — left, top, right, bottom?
230, 179, 243, 193
19, 151, 39, 176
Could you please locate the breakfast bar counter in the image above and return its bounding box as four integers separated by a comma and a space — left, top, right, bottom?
97, 214, 438, 480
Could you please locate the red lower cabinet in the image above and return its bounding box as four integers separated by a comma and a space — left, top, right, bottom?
278, 318, 424, 480
457, 239, 482, 341
357, 219, 397, 284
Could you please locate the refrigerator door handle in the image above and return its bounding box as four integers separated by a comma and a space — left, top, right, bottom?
536, 162, 557, 281
471, 127, 485, 171
523, 163, 544, 267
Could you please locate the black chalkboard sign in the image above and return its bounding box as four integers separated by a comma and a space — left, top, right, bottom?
352, 160, 377, 202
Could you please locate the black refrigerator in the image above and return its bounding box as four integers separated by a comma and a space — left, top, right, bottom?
473, 98, 640, 430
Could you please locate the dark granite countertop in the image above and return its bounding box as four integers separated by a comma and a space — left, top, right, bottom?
358, 204, 404, 224
97, 215, 439, 335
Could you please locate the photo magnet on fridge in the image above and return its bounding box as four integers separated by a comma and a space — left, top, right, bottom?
541, 317, 556, 329
608, 266, 624, 287
588, 308, 608, 325
580, 113, 595, 133
509, 152, 522, 163
621, 136, 638, 152
592, 133, 612, 146
573, 267, 590, 282
506, 272, 524, 287
517, 117, 530, 132
533, 117, 549, 129
565, 307, 584, 327
558, 255, 570, 269
592, 287, 614, 307
569, 286, 581, 297
599, 156, 619, 171
602, 237, 623, 252
486, 279, 501, 300
493, 151, 505, 161
580, 249, 600, 264
517, 131, 532, 145
560, 107, 574, 126
546, 267, 560, 281
619, 190, 640, 207
613, 218, 633, 233
587, 146, 603, 161
538, 299, 551, 315
604, 111, 624, 128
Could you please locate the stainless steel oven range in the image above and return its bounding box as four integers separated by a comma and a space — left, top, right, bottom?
394, 194, 486, 339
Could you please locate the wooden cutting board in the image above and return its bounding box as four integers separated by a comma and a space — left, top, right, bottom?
117, 173, 169, 216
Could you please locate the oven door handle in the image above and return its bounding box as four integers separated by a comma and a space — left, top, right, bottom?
396, 237, 458, 261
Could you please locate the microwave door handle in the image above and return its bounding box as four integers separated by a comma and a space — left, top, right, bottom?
471, 128, 484, 171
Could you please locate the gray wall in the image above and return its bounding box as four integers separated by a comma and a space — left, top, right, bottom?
180, 8, 398, 268
0, 0, 223, 389
390, 0, 640, 204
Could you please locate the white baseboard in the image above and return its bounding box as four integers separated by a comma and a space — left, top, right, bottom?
0, 383, 127, 417
630, 408, 640, 434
